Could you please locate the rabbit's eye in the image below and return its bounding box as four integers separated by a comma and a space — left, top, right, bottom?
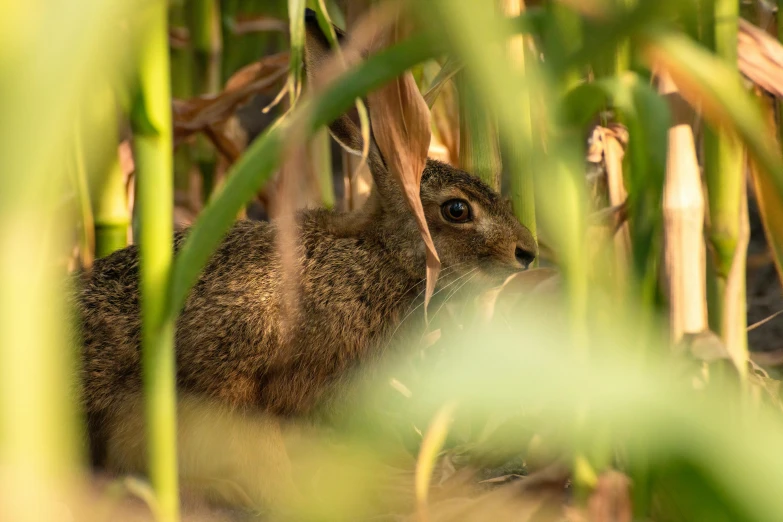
441, 199, 472, 223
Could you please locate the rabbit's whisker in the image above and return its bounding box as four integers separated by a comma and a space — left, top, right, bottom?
428, 270, 480, 327
406, 262, 465, 301
384, 267, 479, 352
392, 262, 467, 319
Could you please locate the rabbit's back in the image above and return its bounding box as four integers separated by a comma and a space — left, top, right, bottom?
78, 213, 423, 426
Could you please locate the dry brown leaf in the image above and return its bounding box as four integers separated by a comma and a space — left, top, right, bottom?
750, 91, 783, 304
738, 19, 783, 97
366, 17, 441, 312
172, 52, 289, 143
203, 124, 242, 164
477, 474, 525, 485
169, 26, 189, 49
588, 202, 629, 235
589, 124, 631, 287
229, 15, 288, 36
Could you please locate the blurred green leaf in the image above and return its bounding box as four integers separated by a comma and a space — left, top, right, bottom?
388, 310, 783, 521
563, 73, 669, 303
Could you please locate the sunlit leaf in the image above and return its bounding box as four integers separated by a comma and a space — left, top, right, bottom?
367, 17, 441, 311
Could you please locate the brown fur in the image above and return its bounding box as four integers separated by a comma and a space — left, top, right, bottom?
76, 157, 535, 451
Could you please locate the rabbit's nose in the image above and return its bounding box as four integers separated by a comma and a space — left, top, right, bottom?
515, 245, 536, 270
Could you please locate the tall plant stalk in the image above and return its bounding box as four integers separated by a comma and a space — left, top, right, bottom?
188, 0, 223, 202
702, 0, 747, 372
660, 70, 708, 344
457, 73, 503, 191
504, 0, 537, 245
131, 1, 179, 520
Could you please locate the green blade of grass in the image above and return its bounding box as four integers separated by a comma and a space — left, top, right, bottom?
288, 0, 307, 105
131, 1, 180, 520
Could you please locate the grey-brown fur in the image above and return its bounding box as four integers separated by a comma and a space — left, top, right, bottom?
74, 9, 537, 480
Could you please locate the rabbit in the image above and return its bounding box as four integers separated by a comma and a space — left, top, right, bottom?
74, 7, 537, 509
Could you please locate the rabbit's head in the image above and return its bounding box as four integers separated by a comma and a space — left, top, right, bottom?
304, 10, 537, 287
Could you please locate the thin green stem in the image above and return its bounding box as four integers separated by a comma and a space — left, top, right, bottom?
188, 0, 222, 203
131, 1, 179, 520
311, 128, 335, 208
702, 0, 747, 374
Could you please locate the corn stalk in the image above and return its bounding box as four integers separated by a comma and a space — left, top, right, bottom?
131, 1, 179, 520
702, 0, 747, 372
659, 70, 707, 344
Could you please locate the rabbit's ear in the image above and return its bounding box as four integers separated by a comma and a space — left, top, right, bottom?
303, 9, 370, 156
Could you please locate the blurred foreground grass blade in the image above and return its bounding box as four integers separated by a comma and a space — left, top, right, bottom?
642, 29, 783, 289
416, 0, 593, 499
70, 119, 96, 269
457, 74, 502, 191
0, 0, 130, 515
542, 1, 583, 90
168, 33, 438, 318
504, 0, 537, 244
701, 0, 747, 369
131, 1, 180, 520
416, 0, 588, 325
415, 402, 457, 522
399, 314, 783, 521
